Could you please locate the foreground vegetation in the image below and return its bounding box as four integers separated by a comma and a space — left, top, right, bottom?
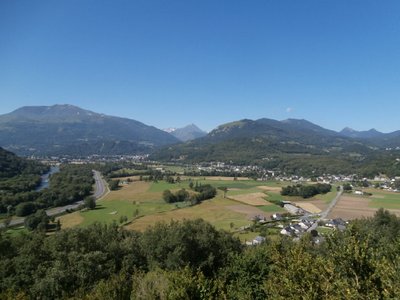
1, 210, 400, 299
0, 147, 48, 215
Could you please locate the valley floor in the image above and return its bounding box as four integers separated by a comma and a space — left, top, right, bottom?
58, 176, 400, 241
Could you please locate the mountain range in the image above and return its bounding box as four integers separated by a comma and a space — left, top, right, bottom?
0, 105, 179, 156
0, 105, 399, 163
151, 118, 400, 176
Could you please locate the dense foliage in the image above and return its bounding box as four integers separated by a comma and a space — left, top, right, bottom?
0, 148, 48, 214
0, 147, 48, 179
193, 183, 217, 202
163, 183, 217, 205
0, 164, 94, 216
0, 219, 240, 299
2, 210, 400, 298
108, 179, 120, 191
23, 209, 49, 231
281, 183, 332, 198
162, 189, 190, 203
1, 211, 400, 299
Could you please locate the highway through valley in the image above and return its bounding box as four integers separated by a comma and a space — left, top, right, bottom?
1, 170, 108, 228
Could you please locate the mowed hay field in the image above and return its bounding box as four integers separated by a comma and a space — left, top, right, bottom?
127, 179, 285, 231
59, 177, 285, 231
328, 190, 400, 220
125, 198, 251, 232
228, 192, 271, 206
59, 180, 176, 228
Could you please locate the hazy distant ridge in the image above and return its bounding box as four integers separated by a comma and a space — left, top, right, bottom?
169, 124, 207, 142
0, 104, 179, 156
0, 104, 399, 157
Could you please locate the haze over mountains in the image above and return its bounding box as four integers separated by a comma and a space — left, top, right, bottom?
0, 105, 179, 156
0, 104, 399, 158
164, 124, 207, 142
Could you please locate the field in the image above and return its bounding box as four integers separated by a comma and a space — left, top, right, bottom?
125, 198, 251, 232
228, 192, 271, 206
59, 177, 349, 238
328, 189, 400, 220
59, 177, 287, 232
293, 202, 322, 214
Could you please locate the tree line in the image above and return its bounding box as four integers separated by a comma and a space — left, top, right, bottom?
281, 183, 332, 198
1, 209, 400, 299
162, 183, 217, 205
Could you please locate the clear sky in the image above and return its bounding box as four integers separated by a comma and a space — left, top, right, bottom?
1, 0, 400, 132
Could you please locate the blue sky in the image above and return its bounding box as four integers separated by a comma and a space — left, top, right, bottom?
1, 1, 400, 132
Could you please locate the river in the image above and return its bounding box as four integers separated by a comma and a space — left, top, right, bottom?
36, 166, 60, 191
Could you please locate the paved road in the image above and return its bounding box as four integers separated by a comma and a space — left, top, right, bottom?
1, 170, 108, 228
92, 170, 107, 199
307, 185, 343, 232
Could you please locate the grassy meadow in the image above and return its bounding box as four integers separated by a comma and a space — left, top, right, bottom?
59, 177, 287, 233
58, 177, 350, 241
367, 190, 400, 209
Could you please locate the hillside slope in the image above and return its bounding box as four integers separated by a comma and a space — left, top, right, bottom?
151, 118, 400, 176
0, 105, 180, 155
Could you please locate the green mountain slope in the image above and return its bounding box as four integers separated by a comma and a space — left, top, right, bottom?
0, 105, 180, 155
153, 118, 374, 161
0, 147, 47, 178
151, 118, 400, 176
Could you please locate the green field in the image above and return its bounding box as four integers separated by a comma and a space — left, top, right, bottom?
318, 186, 339, 203
79, 201, 176, 227
4, 226, 28, 237
59, 178, 334, 232
317, 226, 334, 235
367, 190, 400, 209
125, 196, 253, 232
259, 205, 285, 212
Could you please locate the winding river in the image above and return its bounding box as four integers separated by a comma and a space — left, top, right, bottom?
36, 166, 60, 191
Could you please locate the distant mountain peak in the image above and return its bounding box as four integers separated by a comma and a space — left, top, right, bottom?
0, 104, 180, 155
368, 128, 380, 133
181, 123, 203, 131
8, 104, 97, 120
170, 123, 207, 142
340, 127, 384, 139
341, 127, 356, 133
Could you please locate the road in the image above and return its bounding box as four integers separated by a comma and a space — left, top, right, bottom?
92, 170, 107, 199
320, 185, 343, 219
1, 170, 108, 228
307, 185, 343, 232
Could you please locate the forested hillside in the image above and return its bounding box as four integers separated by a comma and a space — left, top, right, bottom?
151, 118, 400, 177
0, 105, 179, 156
0, 147, 47, 179
1, 211, 399, 299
